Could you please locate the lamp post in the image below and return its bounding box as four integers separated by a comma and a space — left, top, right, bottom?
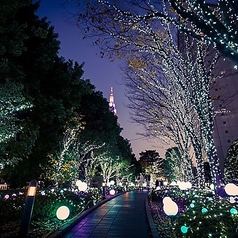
19, 180, 38, 237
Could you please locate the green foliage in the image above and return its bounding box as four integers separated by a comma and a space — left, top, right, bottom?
42, 153, 79, 187
0, 191, 25, 225
0, 80, 32, 144
164, 147, 183, 182
86, 187, 103, 205
0, 187, 103, 237
0, 2, 91, 185
150, 187, 238, 238
32, 190, 87, 220
174, 197, 238, 237
79, 89, 121, 145
139, 150, 161, 163
139, 150, 163, 177
0, 0, 136, 190
130, 155, 142, 178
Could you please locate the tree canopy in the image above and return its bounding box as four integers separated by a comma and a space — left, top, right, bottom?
0, 1, 135, 187
73, 0, 226, 187
75, 0, 238, 66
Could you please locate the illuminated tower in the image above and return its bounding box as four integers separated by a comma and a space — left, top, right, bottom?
109, 87, 117, 116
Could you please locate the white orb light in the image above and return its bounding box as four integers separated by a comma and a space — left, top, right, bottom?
185, 182, 192, 189
109, 180, 115, 186
163, 196, 173, 205
210, 184, 215, 190
225, 183, 238, 196
109, 189, 116, 195
77, 180, 87, 192
56, 206, 70, 220
163, 201, 178, 216
170, 181, 177, 186
76, 180, 82, 187
178, 181, 187, 190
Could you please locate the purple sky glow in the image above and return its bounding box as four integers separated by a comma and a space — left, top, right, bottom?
36, 0, 168, 159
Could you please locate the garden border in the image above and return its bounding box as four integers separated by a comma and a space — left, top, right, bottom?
47, 192, 125, 237
145, 193, 161, 238
47, 190, 160, 238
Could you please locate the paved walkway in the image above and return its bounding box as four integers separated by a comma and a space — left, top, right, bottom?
59, 190, 153, 238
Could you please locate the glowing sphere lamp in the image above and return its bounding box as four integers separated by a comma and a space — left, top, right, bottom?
56, 206, 70, 220
178, 181, 187, 190
76, 180, 88, 192
163, 196, 172, 204
225, 183, 238, 196
163, 201, 178, 216
109, 189, 116, 195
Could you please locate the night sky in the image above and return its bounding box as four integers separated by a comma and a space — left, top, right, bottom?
36, 0, 166, 159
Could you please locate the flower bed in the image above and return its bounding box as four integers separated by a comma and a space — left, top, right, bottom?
0, 186, 111, 237
149, 186, 238, 237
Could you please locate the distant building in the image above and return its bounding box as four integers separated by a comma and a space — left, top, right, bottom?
211, 57, 238, 175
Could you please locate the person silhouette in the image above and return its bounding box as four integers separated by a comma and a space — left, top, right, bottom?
139, 173, 144, 191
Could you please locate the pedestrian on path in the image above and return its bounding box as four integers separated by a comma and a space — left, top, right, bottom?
139, 173, 144, 191
145, 173, 151, 190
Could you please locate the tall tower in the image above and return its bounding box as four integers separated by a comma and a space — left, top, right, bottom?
109, 87, 117, 116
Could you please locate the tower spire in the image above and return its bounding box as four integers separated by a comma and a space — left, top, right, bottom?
109, 87, 117, 116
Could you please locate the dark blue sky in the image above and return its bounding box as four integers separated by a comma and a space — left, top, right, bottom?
36, 0, 164, 158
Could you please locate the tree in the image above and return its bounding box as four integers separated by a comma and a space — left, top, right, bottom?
0, 80, 32, 167
122, 32, 221, 186
78, 88, 122, 146
0, 1, 34, 167
123, 55, 197, 184
96, 150, 125, 184
76, 0, 238, 66
165, 0, 238, 66
139, 150, 164, 185
41, 124, 83, 187
0, 2, 91, 186
0, 1, 136, 188
164, 147, 184, 182
75, 1, 224, 187
139, 150, 161, 168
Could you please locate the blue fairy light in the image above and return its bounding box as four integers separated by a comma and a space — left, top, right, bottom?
230, 208, 238, 215
181, 225, 189, 234
202, 208, 208, 213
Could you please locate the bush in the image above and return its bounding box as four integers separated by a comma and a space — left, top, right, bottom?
149, 186, 238, 238
0, 187, 103, 237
